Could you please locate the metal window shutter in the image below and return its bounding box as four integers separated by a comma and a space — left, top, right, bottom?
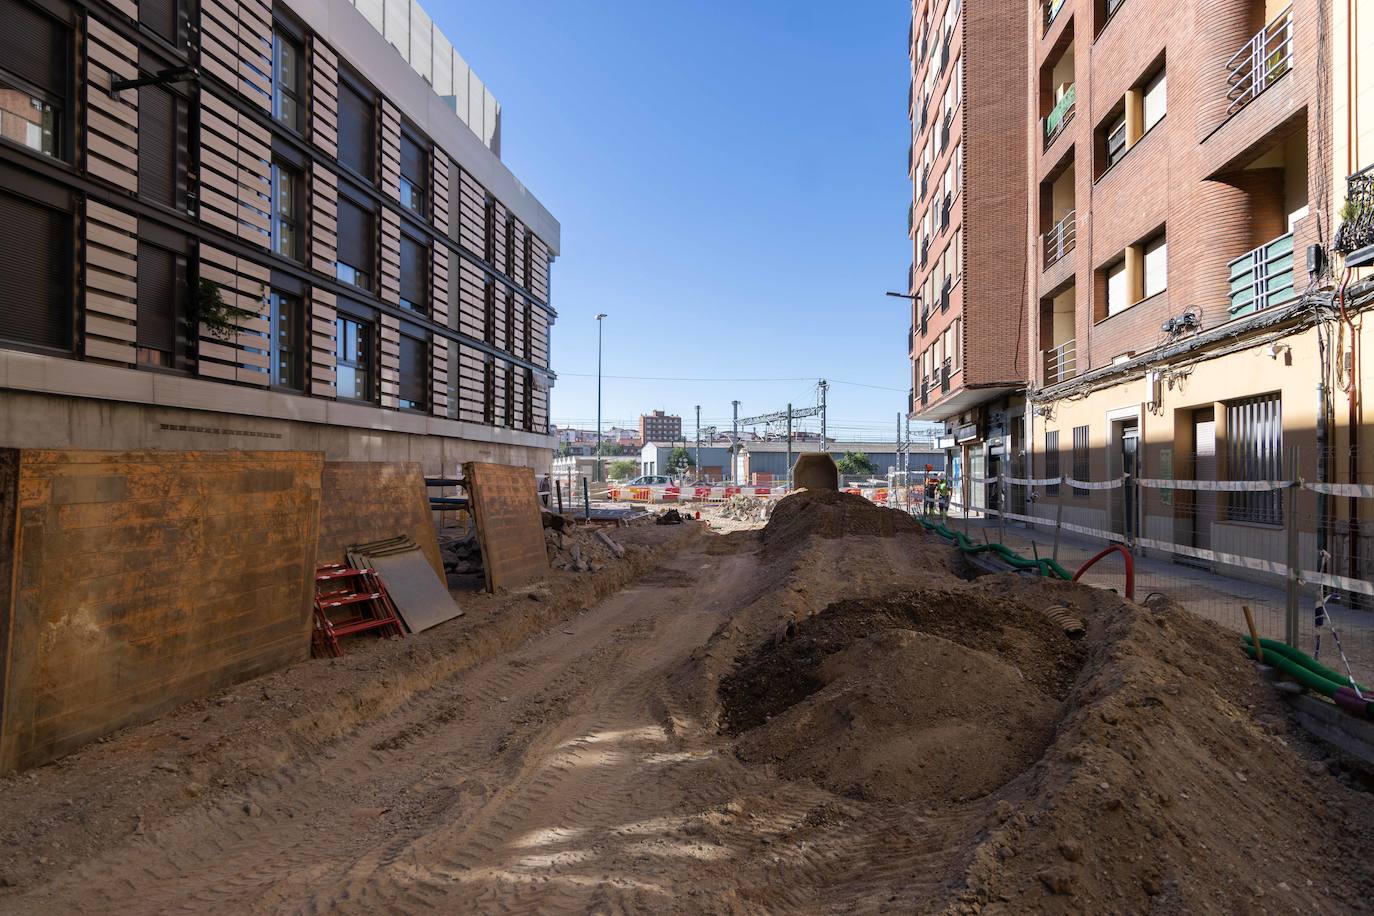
337, 84, 373, 177
136, 242, 176, 351
336, 198, 369, 271
138, 0, 177, 43
400, 135, 423, 182
0, 0, 65, 94
400, 235, 424, 303
399, 334, 426, 404
139, 85, 176, 206
0, 190, 69, 349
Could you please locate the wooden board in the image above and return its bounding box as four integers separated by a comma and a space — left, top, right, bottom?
463, 462, 547, 592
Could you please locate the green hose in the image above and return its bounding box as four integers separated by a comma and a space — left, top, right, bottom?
917, 517, 1073, 581
1241, 635, 1370, 694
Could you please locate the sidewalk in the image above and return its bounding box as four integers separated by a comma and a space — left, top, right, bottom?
928, 512, 1374, 687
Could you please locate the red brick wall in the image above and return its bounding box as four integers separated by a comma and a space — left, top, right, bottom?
0, 450, 323, 773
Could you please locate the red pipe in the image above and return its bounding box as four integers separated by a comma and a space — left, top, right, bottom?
1073, 544, 1135, 602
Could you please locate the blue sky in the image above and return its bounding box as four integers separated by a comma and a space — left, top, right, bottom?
431, 1, 919, 441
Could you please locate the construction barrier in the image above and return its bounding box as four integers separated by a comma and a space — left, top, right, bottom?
607, 485, 786, 503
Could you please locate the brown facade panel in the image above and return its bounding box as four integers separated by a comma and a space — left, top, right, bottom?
431, 336, 449, 417
309, 36, 339, 158
456, 257, 485, 340
83, 202, 139, 366
379, 208, 401, 306
380, 98, 402, 201
529, 236, 550, 302
85, 20, 138, 193
457, 343, 484, 423
0, 449, 323, 774
378, 313, 400, 408
309, 163, 338, 275
432, 246, 450, 326
432, 154, 451, 237
196, 244, 270, 386
309, 286, 338, 398
458, 169, 486, 257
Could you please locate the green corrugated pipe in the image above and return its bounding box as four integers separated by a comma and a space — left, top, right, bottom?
1241, 635, 1369, 695
917, 517, 1073, 580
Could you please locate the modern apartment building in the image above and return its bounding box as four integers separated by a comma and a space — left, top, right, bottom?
907, 0, 1030, 503
638, 410, 681, 445
0, 0, 557, 472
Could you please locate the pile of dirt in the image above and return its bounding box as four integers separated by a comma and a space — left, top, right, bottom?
722, 584, 1085, 804
544, 525, 625, 573
717, 567, 1374, 910
761, 488, 923, 552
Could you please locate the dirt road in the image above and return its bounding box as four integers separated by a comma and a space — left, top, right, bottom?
4, 493, 1373, 913
3, 535, 944, 913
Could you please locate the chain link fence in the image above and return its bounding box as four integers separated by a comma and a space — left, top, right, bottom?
932, 447, 1373, 686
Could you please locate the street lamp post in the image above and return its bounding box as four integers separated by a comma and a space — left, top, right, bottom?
595, 313, 607, 482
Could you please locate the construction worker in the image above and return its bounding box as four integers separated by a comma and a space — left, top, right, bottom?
924, 475, 937, 515
937, 476, 952, 516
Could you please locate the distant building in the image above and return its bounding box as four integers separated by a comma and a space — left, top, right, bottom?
638, 410, 682, 444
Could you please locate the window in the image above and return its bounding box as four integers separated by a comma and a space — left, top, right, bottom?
1142, 68, 1166, 133
266, 290, 304, 389
270, 161, 303, 261
1225, 394, 1282, 525
399, 232, 427, 314
138, 84, 187, 209
337, 80, 375, 180
1045, 430, 1060, 496
272, 28, 304, 132
335, 313, 373, 400
1106, 113, 1127, 167
335, 197, 374, 290
1142, 232, 1167, 298
399, 332, 427, 410
399, 132, 426, 217
1105, 258, 1129, 316
1072, 425, 1089, 496
0, 0, 68, 162
135, 239, 188, 369
0, 187, 71, 351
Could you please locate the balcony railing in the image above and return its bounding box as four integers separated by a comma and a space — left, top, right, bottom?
1226, 5, 1294, 118
919, 168, 928, 201
920, 237, 929, 267
908, 203, 915, 235
1043, 338, 1077, 385
1335, 166, 1374, 266
940, 275, 952, 312
920, 379, 930, 406
940, 111, 951, 151
1228, 231, 1295, 317
920, 306, 929, 337
1043, 0, 1067, 32
908, 324, 914, 355
940, 192, 951, 232
1042, 209, 1077, 269
1043, 85, 1076, 148
941, 358, 952, 393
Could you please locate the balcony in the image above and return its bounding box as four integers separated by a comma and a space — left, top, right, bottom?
940, 111, 951, 152
920, 237, 929, 268
1043, 338, 1077, 385
1043, 0, 1067, 32
1335, 167, 1374, 267
908, 324, 914, 355
939, 37, 949, 74
1042, 85, 1076, 149
920, 306, 929, 337
1042, 209, 1077, 269
919, 167, 928, 201
1226, 5, 1294, 118
1228, 231, 1295, 317
908, 203, 915, 235
940, 275, 952, 312
920, 378, 930, 407
941, 358, 952, 394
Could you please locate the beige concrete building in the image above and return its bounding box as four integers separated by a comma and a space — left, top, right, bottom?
0, 0, 557, 474
1011, 0, 1373, 596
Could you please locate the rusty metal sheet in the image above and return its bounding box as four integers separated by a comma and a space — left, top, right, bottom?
463, 462, 548, 592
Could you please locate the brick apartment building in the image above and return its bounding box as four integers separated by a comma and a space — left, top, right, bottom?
906, 0, 1030, 505
638, 410, 681, 445
910, 0, 1374, 593
0, 0, 557, 472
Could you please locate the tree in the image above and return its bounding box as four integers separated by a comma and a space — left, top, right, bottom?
558, 441, 572, 458
608, 458, 639, 480
836, 451, 879, 477
666, 446, 695, 473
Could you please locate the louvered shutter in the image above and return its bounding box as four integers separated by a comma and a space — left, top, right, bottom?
0, 0, 65, 94
399, 333, 426, 406
136, 242, 176, 352
336, 198, 371, 274
400, 234, 424, 307
138, 0, 178, 44
139, 85, 176, 206
337, 83, 374, 178
0, 190, 70, 349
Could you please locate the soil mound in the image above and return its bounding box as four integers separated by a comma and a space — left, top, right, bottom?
735, 628, 1062, 803
761, 489, 924, 552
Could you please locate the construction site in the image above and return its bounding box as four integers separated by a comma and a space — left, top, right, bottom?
0, 452, 1371, 913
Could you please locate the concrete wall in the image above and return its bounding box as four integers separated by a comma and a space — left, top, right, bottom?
0, 449, 323, 774
0, 388, 550, 479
